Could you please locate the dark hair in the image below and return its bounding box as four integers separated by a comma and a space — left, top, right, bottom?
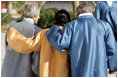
55, 9, 70, 26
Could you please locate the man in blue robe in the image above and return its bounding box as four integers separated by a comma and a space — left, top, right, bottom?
46, 3, 117, 77
95, 1, 117, 41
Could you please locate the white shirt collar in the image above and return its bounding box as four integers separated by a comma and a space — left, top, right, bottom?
23, 18, 34, 24
79, 13, 93, 17
107, 1, 112, 6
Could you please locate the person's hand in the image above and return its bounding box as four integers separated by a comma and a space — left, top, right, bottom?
109, 70, 116, 74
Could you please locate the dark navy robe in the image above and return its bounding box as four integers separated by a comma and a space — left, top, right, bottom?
46, 15, 117, 77
95, 1, 117, 41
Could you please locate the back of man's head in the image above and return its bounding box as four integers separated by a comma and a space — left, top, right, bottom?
23, 3, 40, 18
76, 3, 92, 16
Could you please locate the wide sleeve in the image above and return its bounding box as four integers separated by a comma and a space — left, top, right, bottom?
46, 24, 72, 52
7, 27, 42, 53
32, 26, 41, 77
104, 22, 117, 71
94, 1, 101, 19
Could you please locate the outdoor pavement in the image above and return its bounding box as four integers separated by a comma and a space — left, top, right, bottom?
1, 32, 117, 77
1, 33, 5, 66
1, 33, 6, 68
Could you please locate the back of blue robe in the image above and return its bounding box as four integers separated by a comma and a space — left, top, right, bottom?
95, 1, 117, 41
46, 15, 117, 77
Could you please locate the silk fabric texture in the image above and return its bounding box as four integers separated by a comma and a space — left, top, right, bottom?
7, 27, 69, 77
95, 1, 117, 41
2, 18, 41, 77
46, 15, 117, 77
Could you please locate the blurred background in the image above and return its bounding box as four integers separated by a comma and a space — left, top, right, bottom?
1, 1, 96, 32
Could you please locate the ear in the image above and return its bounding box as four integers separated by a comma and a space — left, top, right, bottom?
76, 14, 79, 17
90, 10, 92, 13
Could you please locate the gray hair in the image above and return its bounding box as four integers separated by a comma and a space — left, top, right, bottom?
76, 3, 91, 15
23, 3, 40, 18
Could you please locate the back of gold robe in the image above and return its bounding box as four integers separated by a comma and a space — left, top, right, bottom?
7, 27, 70, 77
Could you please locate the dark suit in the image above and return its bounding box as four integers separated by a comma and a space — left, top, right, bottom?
1, 19, 41, 77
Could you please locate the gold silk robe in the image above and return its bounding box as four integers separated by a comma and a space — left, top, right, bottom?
7, 27, 70, 77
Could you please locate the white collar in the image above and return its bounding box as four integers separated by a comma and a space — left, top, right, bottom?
23, 18, 34, 24
107, 1, 112, 6
79, 13, 93, 17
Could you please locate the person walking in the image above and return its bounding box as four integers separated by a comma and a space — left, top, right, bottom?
46, 3, 117, 77
1, 3, 41, 77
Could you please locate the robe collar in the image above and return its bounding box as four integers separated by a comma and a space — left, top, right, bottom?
106, 1, 112, 6
23, 18, 34, 24
78, 13, 93, 17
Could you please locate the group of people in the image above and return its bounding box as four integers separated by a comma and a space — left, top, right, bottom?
1, 1, 117, 77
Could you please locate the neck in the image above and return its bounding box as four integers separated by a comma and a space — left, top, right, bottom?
55, 24, 64, 27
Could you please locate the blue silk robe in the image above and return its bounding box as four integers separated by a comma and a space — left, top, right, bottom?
95, 1, 117, 41
46, 15, 117, 77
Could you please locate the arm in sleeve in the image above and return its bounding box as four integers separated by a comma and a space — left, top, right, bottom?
7, 27, 42, 53
46, 23, 72, 52
104, 22, 117, 71
32, 26, 41, 76
94, 1, 101, 19
34, 26, 41, 36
